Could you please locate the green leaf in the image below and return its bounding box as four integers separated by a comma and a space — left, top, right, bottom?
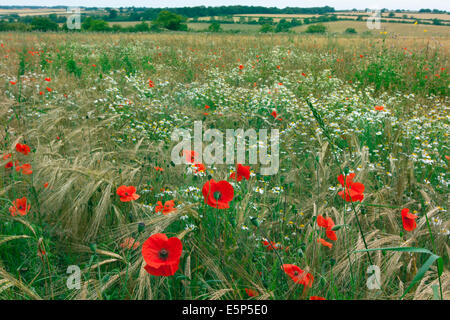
354, 247, 442, 300
400, 254, 440, 299
437, 257, 444, 277
331, 224, 349, 231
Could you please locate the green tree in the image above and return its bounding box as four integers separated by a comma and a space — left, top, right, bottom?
345, 27, 357, 34
290, 18, 302, 27
305, 24, 327, 34
152, 10, 187, 31
208, 22, 222, 32
259, 23, 273, 33
275, 19, 291, 32
82, 17, 110, 32
108, 9, 118, 20
134, 22, 150, 32
30, 17, 58, 31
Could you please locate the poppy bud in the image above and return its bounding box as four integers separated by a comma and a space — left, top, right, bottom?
361, 206, 367, 215
297, 248, 304, 257
138, 222, 145, 233
344, 167, 349, 175
230, 217, 236, 227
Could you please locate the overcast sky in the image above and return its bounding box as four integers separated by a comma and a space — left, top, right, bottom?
1, 1, 449, 11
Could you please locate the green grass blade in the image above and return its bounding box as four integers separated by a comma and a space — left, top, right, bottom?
400, 254, 440, 299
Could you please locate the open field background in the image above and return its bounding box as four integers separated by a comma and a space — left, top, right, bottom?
292, 21, 450, 37
107, 20, 450, 37
0, 8, 95, 17
0, 31, 449, 300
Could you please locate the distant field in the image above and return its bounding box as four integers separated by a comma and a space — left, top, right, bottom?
110, 21, 152, 27
83, 20, 450, 37
107, 21, 261, 32
232, 11, 450, 21
337, 11, 450, 21
293, 21, 450, 37
187, 22, 260, 32
190, 12, 450, 26
0, 8, 95, 16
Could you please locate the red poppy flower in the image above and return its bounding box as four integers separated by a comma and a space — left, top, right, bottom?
270, 110, 283, 121
9, 80, 16, 85
154, 166, 164, 172
44, 182, 49, 188
142, 233, 182, 276
401, 208, 418, 231
183, 150, 199, 164
262, 240, 282, 250
309, 296, 326, 300
375, 105, 384, 111
16, 163, 32, 175
148, 79, 154, 87
202, 179, 234, 209
338, 173, 364, 202
15, 143, 31, 155
116, 185, 140, 202
46, 87, 52, 92
45, 77, 51, 82
229, 164, 250, 181
193, 163, 206, 173
318, 238, 333, 248
155, 200, 176, 215
9, 197, 31, 216
245, 288, 259, 297
5, 161, 13, 168
238, 64, 244, 70
2, 153, 11, 160
271, 110, 278, 118
204, 105, 210, 109
317, 215, 337, 241
282, 264, 313, 288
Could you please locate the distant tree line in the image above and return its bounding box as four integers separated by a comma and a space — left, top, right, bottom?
0, 6, 448, 33
97, 6, 335, 21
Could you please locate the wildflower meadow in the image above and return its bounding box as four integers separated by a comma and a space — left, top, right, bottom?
0, 22, 449, 302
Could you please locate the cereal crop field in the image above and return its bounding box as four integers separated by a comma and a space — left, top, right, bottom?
0, 31, 449, 301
